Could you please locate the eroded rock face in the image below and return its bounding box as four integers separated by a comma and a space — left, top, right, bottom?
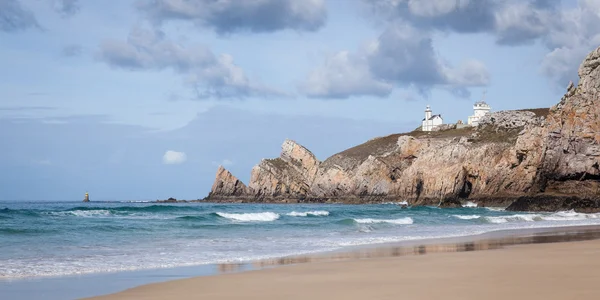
247, 139, 321, 199
209, 166, 249, 197
538, 47, 600, 196
206, 46, 600, 208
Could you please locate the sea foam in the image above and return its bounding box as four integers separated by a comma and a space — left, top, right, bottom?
286, 211, 329, 217
462, 201, 478, 208
216, 212, 280, 222
484, 210, 600, 224
47, 210, 112, 218
453, 214, 481, 220
354, 217, 413, 225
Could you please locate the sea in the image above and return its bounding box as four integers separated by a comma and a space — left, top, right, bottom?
3, 200, 600, 298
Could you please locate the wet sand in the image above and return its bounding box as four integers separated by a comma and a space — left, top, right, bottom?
88, 226, 600, 300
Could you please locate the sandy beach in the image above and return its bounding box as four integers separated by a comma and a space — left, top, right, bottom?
88, 231, 600, 300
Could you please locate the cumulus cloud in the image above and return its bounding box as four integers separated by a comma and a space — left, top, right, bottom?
98, 26, 282, 99
364, 0, 600, 87
301, 22, 489, 99
136, 0, 327, 34
163, 150, 187, 164
301, 51, 393, 98
0, 0, 39, 32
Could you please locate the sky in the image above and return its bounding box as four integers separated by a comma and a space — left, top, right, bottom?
1, 0, 599, 201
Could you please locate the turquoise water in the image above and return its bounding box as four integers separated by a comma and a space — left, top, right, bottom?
2, 201, 600, 279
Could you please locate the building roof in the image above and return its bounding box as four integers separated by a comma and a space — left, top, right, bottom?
474, 101, 490, 107
422, 114, 442, 121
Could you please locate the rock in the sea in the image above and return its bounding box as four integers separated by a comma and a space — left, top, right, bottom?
506, 195, 600, 213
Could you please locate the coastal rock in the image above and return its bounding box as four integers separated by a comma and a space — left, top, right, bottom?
537, 46, 600, 197
478, 110, 539, 129
205, 45, 600, 210
248, 139, 320, 199
506, 195, 600, 213
209, 166, 249, 197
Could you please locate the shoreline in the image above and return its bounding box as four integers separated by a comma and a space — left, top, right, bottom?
86, 224, 600, 300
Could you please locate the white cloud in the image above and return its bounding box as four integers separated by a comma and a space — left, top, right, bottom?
163, 150, 187, 164
301, 22, 489, 99
98, 26, 283, 99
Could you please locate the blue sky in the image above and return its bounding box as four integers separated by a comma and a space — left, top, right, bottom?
1, 0, 599, 201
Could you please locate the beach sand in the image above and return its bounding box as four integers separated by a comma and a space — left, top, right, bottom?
88, 235, 600, 300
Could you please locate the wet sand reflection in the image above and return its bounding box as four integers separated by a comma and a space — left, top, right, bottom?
213, 226, 600, 272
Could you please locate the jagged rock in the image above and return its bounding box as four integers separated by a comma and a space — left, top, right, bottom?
478, 110, 538, 129
537, 46, 600, 197
248, 139, 320, 199
506, 195, 600, 213
209, 166, 249, 197
431, 124, 457, 131
205, 45, 600, 210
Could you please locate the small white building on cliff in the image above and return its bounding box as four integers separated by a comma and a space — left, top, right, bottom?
467, 101, 491, 126
421, 105, 443, 131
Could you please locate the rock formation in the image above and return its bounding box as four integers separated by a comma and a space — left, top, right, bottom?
205, 46, 600, 211
208, 166, 249, 200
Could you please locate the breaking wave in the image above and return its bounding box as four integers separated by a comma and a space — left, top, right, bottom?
215, 212, 280, 222
286, 211, 329, 217
354, 217, 414, 225
484, 210, 600, 224
453, 215, 481, 220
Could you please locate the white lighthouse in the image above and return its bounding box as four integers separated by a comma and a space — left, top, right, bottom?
467, 92, 491, 126
421, 105, 443, 131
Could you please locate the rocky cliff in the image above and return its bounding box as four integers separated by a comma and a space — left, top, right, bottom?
206, 46, 600, 211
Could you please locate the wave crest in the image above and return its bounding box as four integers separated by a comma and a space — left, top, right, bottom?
354, 217, 413, 225
453, 215, 481, 220
47, 210, 112, 218
216, 212, 280, 222
286, 211, 329, 217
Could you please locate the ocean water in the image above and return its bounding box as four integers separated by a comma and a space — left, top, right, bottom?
2, 201, 600, 280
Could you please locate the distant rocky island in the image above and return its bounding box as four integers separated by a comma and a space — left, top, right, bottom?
204, 46, 600, 213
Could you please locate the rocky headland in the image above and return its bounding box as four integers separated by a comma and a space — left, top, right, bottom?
205, 46, 600, 212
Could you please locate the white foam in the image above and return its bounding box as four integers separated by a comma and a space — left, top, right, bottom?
485, 207, 506, 212
354, 217, 414, 225
453, 214, 481, 220
462, 201, 478, 208
485, 214, 541, 224
286, 211, 329, 217
48, 210, 112, 218
382, 201, 409, 206
541, 210, 600, 221
216, 212, 280, 222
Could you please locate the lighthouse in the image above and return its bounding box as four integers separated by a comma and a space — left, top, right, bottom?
83, 192, 90, 202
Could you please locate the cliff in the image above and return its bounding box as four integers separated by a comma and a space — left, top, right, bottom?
205, 46, 600, 211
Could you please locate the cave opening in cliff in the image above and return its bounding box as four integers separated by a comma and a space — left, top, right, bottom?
458, 180, 473, 199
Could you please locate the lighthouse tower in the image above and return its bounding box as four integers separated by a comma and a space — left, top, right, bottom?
83, 192, 90, 202
421, 105, 443, 131
467, 92, 491, 126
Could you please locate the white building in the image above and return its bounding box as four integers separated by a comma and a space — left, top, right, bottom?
467, 100, 491, 126
421, 105, 443, 131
